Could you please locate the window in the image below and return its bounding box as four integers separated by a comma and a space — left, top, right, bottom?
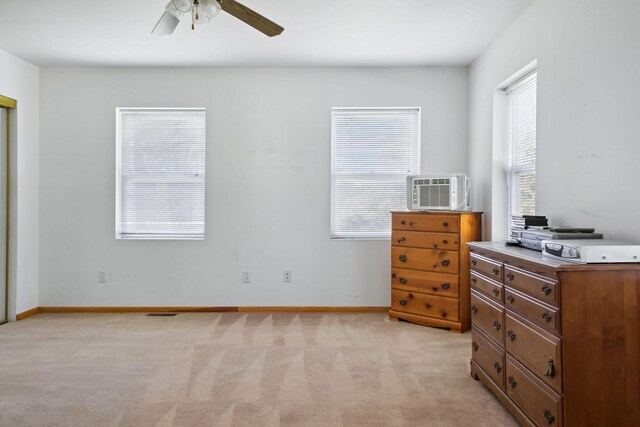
331, 108, 420, 239
505, 71, 537, 234
116, 108, 205, 240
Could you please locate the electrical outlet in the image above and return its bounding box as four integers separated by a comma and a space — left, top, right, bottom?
283, 270, 292, 283
98, 270, 107, 283
242, 270, 251, 283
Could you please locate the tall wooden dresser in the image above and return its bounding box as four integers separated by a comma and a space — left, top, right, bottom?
468, 241, 640, 427
389, 211, 482, 333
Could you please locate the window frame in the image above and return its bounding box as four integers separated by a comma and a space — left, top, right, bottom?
115, 107, 206, 241
504, 70, 537, 236
330, 107, 421, 240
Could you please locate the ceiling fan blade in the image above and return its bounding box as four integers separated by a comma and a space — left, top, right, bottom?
219, 0, 284, 37
152, 10, 181, 35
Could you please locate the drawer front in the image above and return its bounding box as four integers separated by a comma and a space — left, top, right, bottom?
506, 355, 563, 427
504, 286, 561, 335
392, 230, 460, 250
505, 312, 562, 393
392, 213, 460, 233
392, 247, 459, 274
471, 289, 504, 345
470, 253, 503, 281
391, 289, 459, 322
472, 327, 505, 389
391, 268, 459, 298
504, 265, 559, 307
471, 271, 503, 303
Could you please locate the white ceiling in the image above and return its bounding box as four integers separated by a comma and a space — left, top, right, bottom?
0, 0, 534, 67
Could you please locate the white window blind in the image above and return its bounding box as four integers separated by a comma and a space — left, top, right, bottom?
331, 108, 420, 239
116, 108, 205, 240
505, 71, 537, 233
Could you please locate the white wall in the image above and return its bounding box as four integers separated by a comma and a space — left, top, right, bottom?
0, 49, 40, 319
469, 0, 640, 241
39, 67, 468, 307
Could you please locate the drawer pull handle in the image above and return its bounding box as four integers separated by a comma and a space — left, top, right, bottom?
542, 312, 552, 323
440, 282, 450, 290
397, 237, 406, 243
442, 240, 448, 244
492, 289, 500, 297
441, 259, 450, 267
541, 284, 552, 295
398, 277, 407, 285
471, 305, 478, 314
409, 222, 414, 226
400, 220, 406, 225
399, 299, 408, 306
506, 273, 515, 281
506, 295, 515, 304
543, 410, 555, 425
471, 260, 477, 266
399, 255, 407, 262
441, 312, 447, 318
492, 267, 500, 275
471, 278, 477, 284
425, 303, 431, 309
472, 342, 479, 352
507, 330, 516, 341
494, 362, 502, 373
442, 222, 448, 227
508, 376, 517, 389
545, 360, 556, 378
493, 320, 501, 331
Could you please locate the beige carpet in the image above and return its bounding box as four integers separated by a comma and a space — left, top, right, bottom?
0, 313, 517, 426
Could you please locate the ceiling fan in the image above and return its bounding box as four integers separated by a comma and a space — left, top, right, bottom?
152, 0, 284, 37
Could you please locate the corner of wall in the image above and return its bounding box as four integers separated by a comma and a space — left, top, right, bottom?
0, 49, 40, 319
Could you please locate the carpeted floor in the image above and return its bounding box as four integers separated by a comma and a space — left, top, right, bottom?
0, 313, 518, 426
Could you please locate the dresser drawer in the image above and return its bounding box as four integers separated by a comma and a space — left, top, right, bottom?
391, 289, 459, 322
504, 286, 561, 335
391, 247, 459, 274
470, 253, 503, 281
506, 355, 563, 427
472, 327, 505, 389
505, 312, 562, 393
391, 268, 459, 298
471, 271, 503, 303
504, 265, 559, 307
471, 289, 504, 345
392, 213, 460, 233
392, 230, 460, 250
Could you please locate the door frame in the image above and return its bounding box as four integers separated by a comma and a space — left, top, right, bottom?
0, 95, 15, 325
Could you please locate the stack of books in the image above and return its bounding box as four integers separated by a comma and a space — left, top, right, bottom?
510, 215, 549, 241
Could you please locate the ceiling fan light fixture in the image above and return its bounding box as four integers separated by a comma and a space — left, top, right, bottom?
171, 0, 192, 13
195, 14, 211, 25
200, 0, 222, 19
165, 1, 185, 19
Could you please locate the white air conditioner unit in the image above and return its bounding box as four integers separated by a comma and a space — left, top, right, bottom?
407, 174, 471, 211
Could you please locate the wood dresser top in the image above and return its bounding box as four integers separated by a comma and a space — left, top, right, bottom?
468, 241, 640, 272
391, 210, 483, 214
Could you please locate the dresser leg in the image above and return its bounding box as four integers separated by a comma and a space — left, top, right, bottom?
450, 324, 463, 334
470, 359, 480, 380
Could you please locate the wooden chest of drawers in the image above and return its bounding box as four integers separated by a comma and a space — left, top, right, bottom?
389, 211, 481, 333
468, 242, 640, 427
